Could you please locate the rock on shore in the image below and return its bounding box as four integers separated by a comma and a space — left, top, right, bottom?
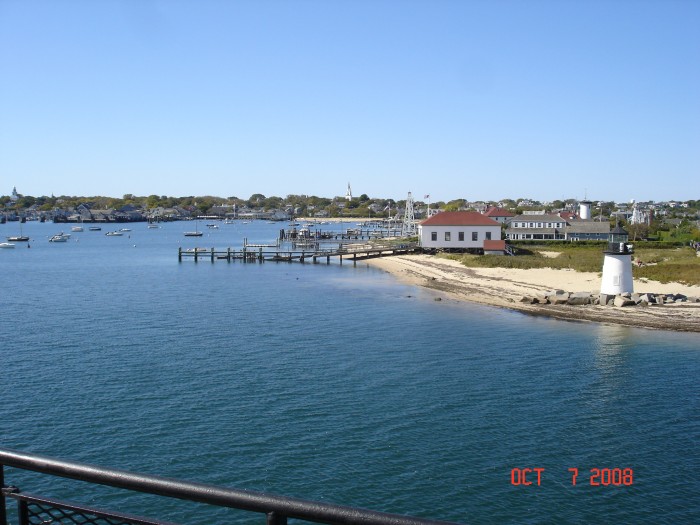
520, 290, 699, 307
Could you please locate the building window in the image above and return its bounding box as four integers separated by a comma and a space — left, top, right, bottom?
445, 232, 451, 241
431, 231, 437, 241
529, 222, 534, 227
458, 232, 464, 241
537, 222, 542, 228
486, 232, 492, 240
472, 232, 478, 241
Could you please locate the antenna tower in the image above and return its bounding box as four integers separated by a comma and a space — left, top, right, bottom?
402, 192, 416, 237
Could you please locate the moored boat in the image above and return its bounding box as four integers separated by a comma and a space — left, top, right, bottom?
0, 242, 16, 249
184, 219, 203, 236
49, 233, 71, 242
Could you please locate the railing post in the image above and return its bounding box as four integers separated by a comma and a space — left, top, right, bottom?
0, 465, 6, 525
266, 511, 287, 525
18, 499, 28, 525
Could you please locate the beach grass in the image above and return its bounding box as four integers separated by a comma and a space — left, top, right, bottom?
443, 244, 700, 286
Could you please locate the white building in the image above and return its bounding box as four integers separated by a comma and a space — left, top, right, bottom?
419, 211, 501, 250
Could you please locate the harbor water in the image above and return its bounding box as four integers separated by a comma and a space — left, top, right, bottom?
1, 220, 698, 524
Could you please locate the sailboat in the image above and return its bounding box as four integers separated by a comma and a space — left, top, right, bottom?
7, 221, 29, 242
184, 219, 203, 237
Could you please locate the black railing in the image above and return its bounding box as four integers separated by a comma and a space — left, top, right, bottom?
605, 241, 634, 254
0, 448, 462, 525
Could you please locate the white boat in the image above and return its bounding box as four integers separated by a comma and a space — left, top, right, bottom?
148, 224, 160, 229
105, 231, 123, 236
0, 242, 16, 249
71, 226, 84, 232
49, 233, 71, 242
119, 228, 132, 232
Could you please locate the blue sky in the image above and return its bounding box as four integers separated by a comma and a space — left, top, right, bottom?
1, 0, 698, 203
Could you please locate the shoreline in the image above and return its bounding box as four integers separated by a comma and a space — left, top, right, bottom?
364, 254, 700, 333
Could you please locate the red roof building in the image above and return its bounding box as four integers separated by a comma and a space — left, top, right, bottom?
419, 211, 501, 250
483, 207, 515, 223
420, 211, 500, 227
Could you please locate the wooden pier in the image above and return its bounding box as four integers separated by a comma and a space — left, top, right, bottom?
178, 242, 421, 264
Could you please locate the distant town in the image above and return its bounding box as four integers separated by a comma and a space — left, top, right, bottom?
2, 186, 699, 244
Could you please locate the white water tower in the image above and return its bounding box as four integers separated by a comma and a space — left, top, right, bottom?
579, 200, 592, 220
600, 223, 634, 295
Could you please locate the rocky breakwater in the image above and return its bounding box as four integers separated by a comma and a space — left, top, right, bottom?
520, 290, 700, 307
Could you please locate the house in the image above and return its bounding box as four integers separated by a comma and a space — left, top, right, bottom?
506, 213, 610, 241
506, 214, 567, 240
419, 211, 501, 250
564, 220, 610, 241
482, 207, 515, 224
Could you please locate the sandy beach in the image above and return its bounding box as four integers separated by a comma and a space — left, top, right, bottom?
365, 254, 700, 333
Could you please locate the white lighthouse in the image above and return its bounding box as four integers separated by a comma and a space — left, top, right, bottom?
600, 223, 634, 295
579, 200, 592, 220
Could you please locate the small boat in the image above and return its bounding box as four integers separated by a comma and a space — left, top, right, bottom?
71, 226, 84, 232
147, 224, 160, 229
184, 219, 203, 236
49, 233, 71, 242
0, 242, 16, 249
119, 228, 132, 232
206, 223, 219, 229
89, 226, 102, 231
105, 231, 123, 236
7, 221, 29, 241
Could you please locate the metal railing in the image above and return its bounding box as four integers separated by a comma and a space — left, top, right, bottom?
1, 448, 462, 525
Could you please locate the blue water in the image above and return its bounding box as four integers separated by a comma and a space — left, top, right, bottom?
1, 221, 699, 524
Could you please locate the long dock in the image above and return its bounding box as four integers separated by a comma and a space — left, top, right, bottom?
178, 242, 421, 264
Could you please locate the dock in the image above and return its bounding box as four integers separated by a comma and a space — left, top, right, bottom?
178, 242, 421, 264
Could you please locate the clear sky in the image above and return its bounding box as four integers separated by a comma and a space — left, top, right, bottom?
1, 0, 698, 203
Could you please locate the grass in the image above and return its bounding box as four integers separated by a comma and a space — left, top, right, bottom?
442, 244, 700, 286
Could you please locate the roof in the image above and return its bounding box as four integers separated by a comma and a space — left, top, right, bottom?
483, 240, 506, 251
420, 211, 500, 227
483, 207, 515, 218
510, 214, 564, 223
565, 221, 610, 234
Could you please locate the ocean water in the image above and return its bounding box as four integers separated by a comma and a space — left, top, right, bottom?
1, 220, 698, 524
